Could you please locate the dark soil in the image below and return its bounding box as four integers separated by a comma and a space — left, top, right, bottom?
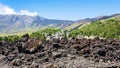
0, 37, 120, 68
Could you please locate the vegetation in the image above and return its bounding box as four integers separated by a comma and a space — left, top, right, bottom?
30, 28, 61, 40
0, 35, 21, 42
1, 18, 120, 42
70, 19, 120, 39
0, 28, 61, 42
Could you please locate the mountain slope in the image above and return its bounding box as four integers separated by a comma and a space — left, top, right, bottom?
70, 16, 120, 39
0, 14, 73, 33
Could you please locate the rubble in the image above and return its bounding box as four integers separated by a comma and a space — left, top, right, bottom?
0, 37, 119, 68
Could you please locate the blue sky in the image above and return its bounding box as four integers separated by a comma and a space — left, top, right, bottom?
0, 0, 120, 20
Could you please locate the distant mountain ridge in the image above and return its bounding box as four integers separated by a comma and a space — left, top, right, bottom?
0, 13, 120, 34
0, 14, 73, 33
76, 13, 120, 23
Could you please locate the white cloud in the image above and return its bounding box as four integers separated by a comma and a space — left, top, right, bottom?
0, 3, 38, 16
19, 10, 38, 16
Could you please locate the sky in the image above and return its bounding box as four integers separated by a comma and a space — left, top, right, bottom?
0, 0, 120, 20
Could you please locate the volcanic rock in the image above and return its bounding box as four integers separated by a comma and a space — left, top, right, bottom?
0, 37, 120, 68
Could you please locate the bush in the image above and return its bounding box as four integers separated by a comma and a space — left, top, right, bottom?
0, 35, 21, 42
30, 28, 61, 40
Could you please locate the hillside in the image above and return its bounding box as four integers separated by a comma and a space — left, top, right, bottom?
70, 17, 120, 39
0, 14, 73, 33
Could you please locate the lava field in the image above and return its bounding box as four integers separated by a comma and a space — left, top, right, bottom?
0, 36, 120, 68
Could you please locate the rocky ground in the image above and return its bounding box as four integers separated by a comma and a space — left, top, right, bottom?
0, 36, 120, 68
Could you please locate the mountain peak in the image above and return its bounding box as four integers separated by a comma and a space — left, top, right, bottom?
0, 14, 73, 33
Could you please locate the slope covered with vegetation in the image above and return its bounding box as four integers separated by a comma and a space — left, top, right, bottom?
0, 28, 61, 42
70, 19, 120, 39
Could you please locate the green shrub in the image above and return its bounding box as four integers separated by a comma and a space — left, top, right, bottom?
30, 28, 61, 40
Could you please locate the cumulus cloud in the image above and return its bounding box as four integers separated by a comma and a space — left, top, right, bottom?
0, 3, 38, 16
